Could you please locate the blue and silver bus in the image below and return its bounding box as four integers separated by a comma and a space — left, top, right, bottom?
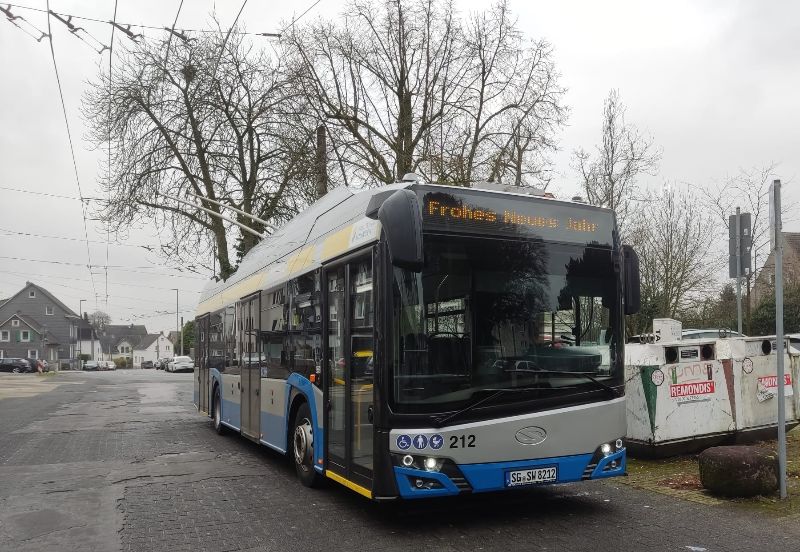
193, 180, 641, 499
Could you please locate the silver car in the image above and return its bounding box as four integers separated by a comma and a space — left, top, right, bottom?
167, 356, 194, 373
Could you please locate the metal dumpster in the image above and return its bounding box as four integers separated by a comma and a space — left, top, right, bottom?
625, 339, 735, 457
715, 336, 799, 440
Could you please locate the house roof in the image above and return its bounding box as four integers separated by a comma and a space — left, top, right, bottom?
3, 282, 80, 318
1, 313, 43, 333
784, 233, 800, 254
104, 324, 148, 337
136, 334, 162, 350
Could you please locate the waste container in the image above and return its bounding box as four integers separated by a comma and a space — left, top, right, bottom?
715, 336, 799, 441
625, 339, 735, 457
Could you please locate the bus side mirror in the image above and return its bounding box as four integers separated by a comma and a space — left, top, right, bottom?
374, 189, 424, 271
622, 244, 641, 315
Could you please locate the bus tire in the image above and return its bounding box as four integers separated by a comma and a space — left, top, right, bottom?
292, 402, 321, 488
212, 387, 227, 435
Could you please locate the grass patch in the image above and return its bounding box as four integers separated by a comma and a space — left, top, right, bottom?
622, 429, 800, 515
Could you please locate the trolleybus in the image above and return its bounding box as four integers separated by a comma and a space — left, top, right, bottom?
193, 179, 641, 499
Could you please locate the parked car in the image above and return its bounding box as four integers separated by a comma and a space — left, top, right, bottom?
103, 360, 116, 371
0, 358, 32, 373
167, 356, 194, 373
155, 358, 170, 370
141, 360, 154, 369
83, 360, 100, 371
681, 329, 745, 340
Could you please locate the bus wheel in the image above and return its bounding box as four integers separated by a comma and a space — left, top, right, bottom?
293, 403, 321, 487
213, 388, 227, 435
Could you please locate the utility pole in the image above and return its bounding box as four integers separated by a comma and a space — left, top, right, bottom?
78, 299, 86, 366
172, 288, 179, 357
316, 125, 328, 199
180, 316, 184, 356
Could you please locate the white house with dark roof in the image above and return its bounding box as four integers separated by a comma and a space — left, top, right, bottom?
113, 333, 173, 367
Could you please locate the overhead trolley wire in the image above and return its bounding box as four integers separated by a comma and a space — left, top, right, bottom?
4, 2, 281, 39
45, 0, 98, 307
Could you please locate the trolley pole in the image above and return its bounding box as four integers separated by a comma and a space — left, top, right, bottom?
770, 180, 787, 499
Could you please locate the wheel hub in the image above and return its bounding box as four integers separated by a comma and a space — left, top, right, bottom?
294, 419, 313, 472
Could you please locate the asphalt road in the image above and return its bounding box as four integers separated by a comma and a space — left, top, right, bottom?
0, 370, 798, 552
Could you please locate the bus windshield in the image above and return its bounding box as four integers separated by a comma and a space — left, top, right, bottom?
391, 235, 620, 414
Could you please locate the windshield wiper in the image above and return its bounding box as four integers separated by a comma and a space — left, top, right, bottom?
431, 386, 544, 427
508, 369, 619, 398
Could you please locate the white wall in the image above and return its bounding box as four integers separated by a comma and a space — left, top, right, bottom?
77, 339, 103, 360
133, 335, 173, 367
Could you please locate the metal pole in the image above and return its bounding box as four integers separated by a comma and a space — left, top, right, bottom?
173, 288, 179, 358
78, 299, 85, 366
773, 180, 787, 499
184, 191, 276, 232
180, 316, 184, 356
735, 207, 742, 334
158, 192, 266, 239
316, 125, 328, 199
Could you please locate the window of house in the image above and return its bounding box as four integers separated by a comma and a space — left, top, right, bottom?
11, 319, 19, 327
0, 350, 4, 359
21, 330, 31, 342
0, 331, 8, 342
28, 290, 36, 298
45, 306, 54, 315
28, 350, 38, 359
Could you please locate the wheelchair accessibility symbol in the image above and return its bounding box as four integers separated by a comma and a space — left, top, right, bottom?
396, 434, 412, 450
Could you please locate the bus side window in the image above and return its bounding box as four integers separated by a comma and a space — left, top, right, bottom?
289, 272, 322, 383
260, 284, 289, 380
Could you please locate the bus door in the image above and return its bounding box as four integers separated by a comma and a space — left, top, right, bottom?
239, 293, 262, 440
196, 314, 210, 414
324, 253, 375, 491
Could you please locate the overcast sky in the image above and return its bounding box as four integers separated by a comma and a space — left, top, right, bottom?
1, 0, 797, 334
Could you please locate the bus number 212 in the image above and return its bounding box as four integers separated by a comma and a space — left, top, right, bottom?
449, 435, 476, 448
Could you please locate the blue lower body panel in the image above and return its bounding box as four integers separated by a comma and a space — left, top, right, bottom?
394, 449, 626, 499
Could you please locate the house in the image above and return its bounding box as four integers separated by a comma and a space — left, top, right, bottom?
100, 324, 148, 360
133, 333, 173, 367
114, 333, 173, 367
752, 232, 800, 306
0, 282, 82, 366
76, 316, 103, 360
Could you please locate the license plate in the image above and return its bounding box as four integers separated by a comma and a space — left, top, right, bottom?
505, 466, 558, 487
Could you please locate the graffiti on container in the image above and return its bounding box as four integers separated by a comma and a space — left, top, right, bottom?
667, 363, 716, 404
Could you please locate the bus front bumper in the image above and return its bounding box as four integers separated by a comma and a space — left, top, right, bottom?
392, 447, 626, 499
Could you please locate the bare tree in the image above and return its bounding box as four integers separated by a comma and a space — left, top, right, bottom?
574, 89, 660, 229
285, 0, 566, 187
626, 186, 717, 335
696, 163, 793, 331
84, 27, 318, 280
88, 311, 111, 332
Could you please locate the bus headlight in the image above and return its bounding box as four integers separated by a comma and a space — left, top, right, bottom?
615, 439, 624, 450
402, 455, 414, 467
424, 457, 440, 471
600, 443, 612, 456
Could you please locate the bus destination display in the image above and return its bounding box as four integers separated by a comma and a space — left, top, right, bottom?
417, 189, 613, 245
